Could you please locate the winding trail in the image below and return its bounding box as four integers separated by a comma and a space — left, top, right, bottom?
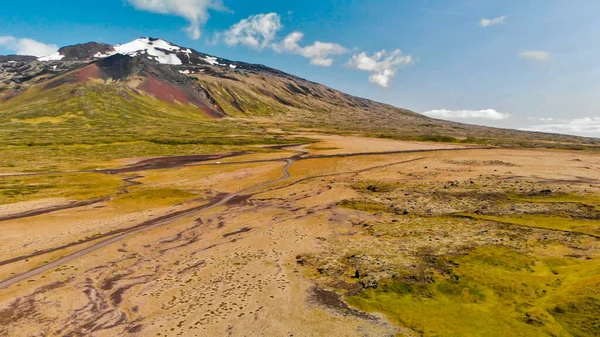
0, 159, 292, 290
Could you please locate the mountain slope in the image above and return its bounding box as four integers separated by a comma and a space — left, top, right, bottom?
1, 37, 599, 149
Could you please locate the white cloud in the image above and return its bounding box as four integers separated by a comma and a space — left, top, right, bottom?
223, 13, 282, 49
274, 32, 303, 53
126, 0, 226, 39
0, 36, 15, 45
423, 109, 511, 120
521, 117, 600, 137
538, 117, 555, 122
0, 36, 58, 57
346, 50, 413, 88
273, 32, 347, 67
480, 16, 507, 27
520, 50, 550, 62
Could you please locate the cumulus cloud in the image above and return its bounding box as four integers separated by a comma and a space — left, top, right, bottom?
126, 0, 226, 39
480, 16, 507, 27
520, 50, 550, 62
223, 13, 282, 49
521, 117, 600, 137
346, 50, 413, 88
273, 32, 348, 67
0, 36, 58, 57
423, 109, 511, 121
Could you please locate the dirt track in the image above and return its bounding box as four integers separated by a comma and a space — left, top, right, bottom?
101, 152, 249, 174
0, 146, 493, 178
0, 197, 111, 223
0, 146, 493, 289
0, 145, 494, 224
0, 159, 293, 290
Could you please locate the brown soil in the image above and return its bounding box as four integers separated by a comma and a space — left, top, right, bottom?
75, 64, 101, 83
0, 197, 111, 223
0, 137, 598, 336
310, 286, 376, 321
103, 151, 248, 174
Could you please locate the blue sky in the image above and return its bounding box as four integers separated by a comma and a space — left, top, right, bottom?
1, 0, 599, 137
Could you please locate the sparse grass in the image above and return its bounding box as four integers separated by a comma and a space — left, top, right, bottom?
305, 144, 340, 151
445, 159, 519, 167
337, 199, 390, 213
351, 181, 397, 193
508, 193, 600, 211
0, 142, 239, 173
371, 132, 600, 151
110, 187, 197, 210
462, 213, 600, 238
0, 173, 122, 204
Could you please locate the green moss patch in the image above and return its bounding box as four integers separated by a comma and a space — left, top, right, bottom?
348, 246, 600, 337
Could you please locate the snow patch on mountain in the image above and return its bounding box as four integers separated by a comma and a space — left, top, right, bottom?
34, 37, 246, 71
93, 51, 114, 58
114, 38, 182, 65
38, 52, 65, 61
203, 56, 219, 65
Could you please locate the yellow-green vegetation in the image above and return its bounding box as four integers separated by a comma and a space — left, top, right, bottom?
508, 193, 600, 211
1, 81, 211, 124
0, 173, 122, 204
9, 116, 71, 124
195, 78, 290, 117
463, 213, 600, 238
362, 215, 476, 239
348, 246, 600, 337
0, 142, 250, 173
110, 187, 198, 210
337, 199, 391, 213
372, 132, 600, 151
463, 190, 600, 238
315, 178, 600, 336
305, 144, 340, 151
0, 82, 313, 173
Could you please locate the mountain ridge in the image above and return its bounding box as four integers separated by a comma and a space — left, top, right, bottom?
1, 37, 599, 147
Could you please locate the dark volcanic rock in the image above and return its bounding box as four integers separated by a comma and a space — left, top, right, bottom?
0, 55, 37, 63
95, 54, 142, 81
57, 42, 114, 61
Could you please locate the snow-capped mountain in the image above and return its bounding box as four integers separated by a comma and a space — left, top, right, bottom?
0, 37, 289, 103
37, 38, 245, 73
0, 36, 425, 131
0, 37, 596, 145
